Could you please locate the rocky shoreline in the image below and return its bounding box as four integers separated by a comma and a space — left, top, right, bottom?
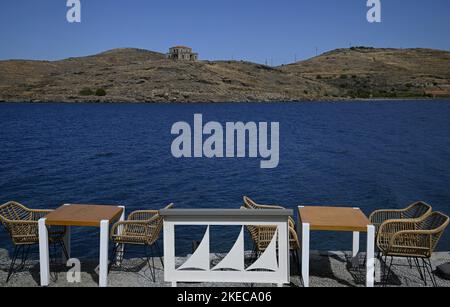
1, 248, 449, 287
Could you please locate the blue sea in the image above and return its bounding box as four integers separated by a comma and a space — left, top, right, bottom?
1, 101, 450, 259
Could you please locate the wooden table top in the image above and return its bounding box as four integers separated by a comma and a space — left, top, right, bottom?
298, 206, 371, 232
45, 204, 123, 227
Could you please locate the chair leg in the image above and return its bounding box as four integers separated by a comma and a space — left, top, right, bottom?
6, 246, 21, 283
61, 241, 69, 261
16, 245, 31, 271
250, 244, 258, 262
423, 259, 438, 287
109, 243, 119, 272
49, 242, 57, 265
383, 256, 394, 287
20, 245, 27, 266
293, 249, 300, 274
428, 259, 438, 288
380, 255, 388, 283
421, 260, 428, 286
118, 244, 125, 267
49, 242, 60, 282
407, 257, 413, 269
413, 257, 426, 284
155, 240, 164, 268
54, 240, 69, 264
145, 245, 156, 282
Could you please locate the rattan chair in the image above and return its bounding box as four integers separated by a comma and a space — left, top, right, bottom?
243, 197, 300, 269
369, 201, 432, 234
243, 196, 296, 229
110, 203, 174, 282
0, 201, 66, 282
377, 211, 449, 287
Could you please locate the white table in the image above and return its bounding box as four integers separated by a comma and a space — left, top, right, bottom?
297, 206, 375, 287
39, 204, 124, 287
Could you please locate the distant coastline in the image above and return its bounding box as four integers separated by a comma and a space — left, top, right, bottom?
2, 98, 449, 106
1, 47, 449, 103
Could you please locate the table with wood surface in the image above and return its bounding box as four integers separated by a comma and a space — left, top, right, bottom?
297, 206, 376, 287
39, 204, 125, 287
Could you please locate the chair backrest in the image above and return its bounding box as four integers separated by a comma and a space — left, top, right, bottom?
0, 202, 37, 245
404, 201, 432, 219
418, 212, 449, 231
418, 212, 450, 252
0, 202, 31, 225
243, 196, 258, 209
240, 204, 264, 245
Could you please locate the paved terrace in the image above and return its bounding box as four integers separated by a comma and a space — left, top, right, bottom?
1, 248, 449, 287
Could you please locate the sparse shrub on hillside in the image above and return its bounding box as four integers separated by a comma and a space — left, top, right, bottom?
350, 46, 375, 51
79, 88, 94, 96
316, 75, 322, 80
95, 88, 107, 96
348, 90, 371, 99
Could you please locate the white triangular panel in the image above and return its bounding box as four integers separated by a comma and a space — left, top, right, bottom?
246, 228, 279, 272
212, 227, 245, 271
178, 226, 210, 271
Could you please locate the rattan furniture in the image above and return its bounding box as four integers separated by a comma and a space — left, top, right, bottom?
243, 197, 300, 268
39, 204, 125, 287
244, 196, 296, 228
369, 201, 432, 233
298, 206, 376, 287
377, 211, 449, 287
110, 203, 174, 282
0, 201, 66, 283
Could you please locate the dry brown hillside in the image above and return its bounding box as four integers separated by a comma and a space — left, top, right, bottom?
0, 47, 449, 102
282, 47, 450, 99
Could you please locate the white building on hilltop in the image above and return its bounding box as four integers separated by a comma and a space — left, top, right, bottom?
167, 46, 198, 61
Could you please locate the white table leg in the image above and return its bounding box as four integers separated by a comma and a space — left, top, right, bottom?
99, 220, 109, 287
301, 223, 310, 287
164, 221, 176, 287
352, 232, 360, 258
366, 225, 376, 287
163, 220, 177, 287
39, 218, 50, 287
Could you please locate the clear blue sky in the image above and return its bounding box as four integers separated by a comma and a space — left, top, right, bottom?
1, 0, 449, 64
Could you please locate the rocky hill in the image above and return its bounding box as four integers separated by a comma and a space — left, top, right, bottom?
281, 47, 450, 99
0, 47, 449, 102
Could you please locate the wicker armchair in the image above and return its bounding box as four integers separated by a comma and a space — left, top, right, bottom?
369, 201, 432, 234
243, 196, 296, 230
110, 203, 174, 282
0, 201, 66, 282
377, 211, 449, 287
243, 197, 300, 269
